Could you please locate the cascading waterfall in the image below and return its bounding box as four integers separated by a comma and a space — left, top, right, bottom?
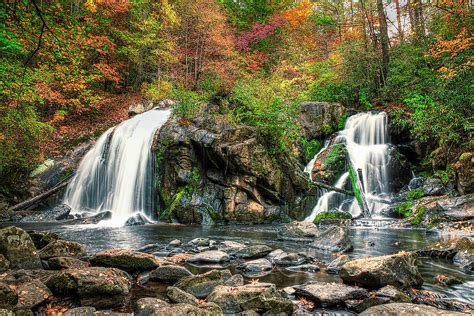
64, 108, 171, 225
305, 111, 392, 221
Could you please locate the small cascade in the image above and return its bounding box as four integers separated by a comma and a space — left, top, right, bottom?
306, 111, 393, 221
64, 108, 171, 225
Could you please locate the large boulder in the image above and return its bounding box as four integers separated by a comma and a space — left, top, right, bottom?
435, 195, 474, 221
340, 252, 423, 289
186, 250, 229, 264
174, 269, 232, 299
237, 258, 273, 276
46, 267, 131, 308
0, 226, 42, 269
235, 245, 272, 259
133, 298, 169, 316
0, 282, 18, 309
294, 282, 369, 308
27, 231, 60, 249
278, 221, 320, 241
207, 283, 294, 314
149, 265, 193, 283
418, 237, 472, 259
38, 240, 86, 260
297, 101, 346, 139
360, 303, 466, 315
20, 204, 71, 222
310, 226, 352, 253
15, 279, 52, 309
454, 152, 473, 194
90, 249, 161, 272
310, 144, 347, 185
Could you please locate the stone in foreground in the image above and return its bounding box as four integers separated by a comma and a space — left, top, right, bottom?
237, 258, 273, 276
174, 269, 232, 299
149, 264, 193, 283
340, 252, 423, 289
90, 248, 161, 272
186, 250, 229, 264
0, 226, 42, 269
133, 298, 169, 316
38, 240, 86, 259
235, 245, 272, 259
310, 226, 353, 253
360, 303, 467, 315
294, 282, 368, 308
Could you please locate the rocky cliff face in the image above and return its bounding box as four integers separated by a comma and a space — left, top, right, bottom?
153, 110, 310, 224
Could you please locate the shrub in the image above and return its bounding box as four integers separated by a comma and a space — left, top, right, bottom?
141, 79, 173, 102
301, 138, 322, 162
407, 189, 424, 201
395, 201, 413, 218
314, 211, 352, 224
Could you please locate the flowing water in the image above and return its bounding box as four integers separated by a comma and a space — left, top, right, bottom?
63, 108, 171, 225
306, 112, 393, 221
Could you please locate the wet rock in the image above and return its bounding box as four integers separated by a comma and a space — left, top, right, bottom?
167, 286, 198, 305
298, 101, 346, 139
436, 195, 474, 221
128, 100, 155, 117
423, 176, 445, 196
38, 240, 86, 260
310, 144, 347, 185
224, 274, 244, 287
294, 282, 369, 308
235, 245, 272, 259
360, 303, 466, 315
0, 309, 13, 316
187, 250, 229, 264
124, 213, 152, 226
0, 255, 9, 272
47, 256, 89, 270
418, 237, 472, 259
27, 231, 60, 250
375, 285, 410, 302
286, 264, 320, 272
20, 204, 71, 222
453, 248, 474, 273
90, 249, 161, 272
133, 298, 169, 316
326, 255, 350, 274
174, 269, 232, 299
409, 177, 424, 190
278, 221, 320, 241
217, 241, 246, 254
386, 145, 412, 192
169, 239, 182, 247
46, 267, 131, 308
340, 252, 423, 289
408, 288, 471, 312
435, 274, 462, 286
207, 283, 294, 314
267, 249, 285, 263
67, 211, 112, 225
310, 226, 353, 253
15, 279, 52, 309
273, 252, 307, 266
64, 307, 96, 316
0, 282, 18, 309
237, 258, 273, 276
0, 226, 42, 269
188, 238, 210, 247
149, 265, 193, 283
454, 152, 473, 194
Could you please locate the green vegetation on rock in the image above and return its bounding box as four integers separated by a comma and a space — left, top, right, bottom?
314, 211, 352, 224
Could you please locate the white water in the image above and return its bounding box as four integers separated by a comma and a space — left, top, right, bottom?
64, 108, 171, 226
306, 112, 392, 221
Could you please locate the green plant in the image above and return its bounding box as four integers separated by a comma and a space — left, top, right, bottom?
141, 79, 172, 102
171, 86, 201, 119
410, 207, 426, 225
395, 201, 413, 218
349, 165, 363, 207
301, 138, 321, 161
407, 188, 424, 200
337, 113, 348, 130
314, 211, 352, 224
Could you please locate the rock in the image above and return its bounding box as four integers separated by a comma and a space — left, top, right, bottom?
273, 252, 307, 266
340, 252, 424, 289
237, 258, 273, 276
0, 255, 9, 272
386, 145, 412, 192
0, 309, 13, 316
174, 269, 232, 299
217, 241, 246, 254
133, 297, 169, 316
207, 283, 294, 314
375, 285, 410, 302
187, 250, 229, 264
286, 264, 320, 272
124, 213, 152, 226
326, 255, 350, 274
278, 221, 320, 241
140, 303, 206, 316
15, 279, 52, 309
409, 177, 424, 190
169, 239, 182, 247
294, 282, 369, 308
0, 226, 42, 269
64, 307, 96, 316
46, 267, 131, 308
167, 286, 198, 305
298, 101, 346, 139
224, 274, 244, 287
423, 176, 445, 196
454, 152, 473, 194
311, 144, 347, 185
0, 283, 18, 309
199, 302, 223, 314
360, 303, 466, 315
267, 249, 286, 263
418, 237, 472, 259
435, 274, 462, 286
27, 231, 60, 249
90, 249, 161, 272
128, 100, 155, 116
20, 204, 71, 222
149, 265, 193, 283
435, 195, 474, 221
67, 211, 112, 225
453, 248, 474, 273
310, 226, 353, 253
47, 257, 89, 270
38, 240, 86, 260
235, 245, 272, 259
188, 238, 210, 247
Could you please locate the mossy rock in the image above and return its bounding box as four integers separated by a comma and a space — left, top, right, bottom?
311, 144, 348, 185
314, 211, 352, 224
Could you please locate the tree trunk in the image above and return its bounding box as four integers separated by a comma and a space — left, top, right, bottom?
394, 0, 404, 41
377, 0, 390, 87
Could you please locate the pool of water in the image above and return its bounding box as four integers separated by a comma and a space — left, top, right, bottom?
4, 222, 474, 306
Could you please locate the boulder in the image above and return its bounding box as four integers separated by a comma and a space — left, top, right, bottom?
340, 252, 424, 289
418, 237, 472, 259
149, 265, 193, 283
90, 249, 161, 272
224, 274, 244, 287
217, 241, 246, 254
310, 144, 347, 185
133, 298, 169, 316
297, 101, 346, 139
423, 176, 445, 196
67, 211, 112, 225
0, 226, 42, 269
386, 145, 412, 192
326, 255, 350, 274
15, 279, 52, 309
294, 282, 369, 308
187, 250, 229, 264
27, 231, 60, 250
38, 240, 86, 260
267, 249, 286, 263
310, 226, 353, 253
237, 258, 273, 276
435, 195, 474, 221
235, 245, 272, 259
273, 252, 307, 266
188, 238, 210, 247
360, 303, 466, 315
409, 177, 424, 190
454, 152, 473, 194
124, 213, 152, 226
174, 269, 232, 299
0, 282, 18, 309
20, 204, 71, 222
47, 257, 89, 270
169, 239, 182, 247
46, 267, 131, 308
375, 285, 410, 302
167, 286, 198, 305
64, 307, 96, 316
128, 100, 155, 117
0, 255, 9, 272
207, 283, 294, 314
453, 248, 474, 273
278, 221, 320, 241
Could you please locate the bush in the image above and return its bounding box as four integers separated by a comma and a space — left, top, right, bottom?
141, 79, 173, 102
301, 138, 321, 162
395, 201, 413, 218
171, 86, 202, 120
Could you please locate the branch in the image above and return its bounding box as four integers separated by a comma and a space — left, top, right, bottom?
24, 0, 49, 66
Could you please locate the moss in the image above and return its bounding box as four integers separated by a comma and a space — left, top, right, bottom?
349, 165, 363, 206
395, 201, 413, 218
410, 207, 426, 225
301, 138, 322, 161
314, 211, 352, 224
407, 188, 424, 200
160, 186, 188, 220
337, 113, 348, 130
322, 123, 334, 135
459, 152, 472, 161
323, 144, 346, 166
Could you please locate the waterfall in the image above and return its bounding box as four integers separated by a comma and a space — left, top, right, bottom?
305, 111, 392, 221
64, 108, 171, 225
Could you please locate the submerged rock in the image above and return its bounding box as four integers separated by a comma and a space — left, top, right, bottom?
38, 240, 86, 260
0, 226, 42, 269
340, 252, 423, 289
310, 226, 352, 253
294, 282, 369, 308
187, 250, 229, 264
235, 244, 272, 259
90, 248, 161, 272
149, 265, 193, 283
207, 283, 294, 314
360, 303, 466, 315
174, 269, 232, 299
